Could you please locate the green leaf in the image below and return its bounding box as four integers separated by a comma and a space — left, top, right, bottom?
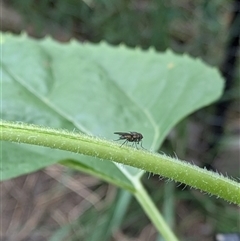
1, 32, 224, 181
0, 32, 227, 241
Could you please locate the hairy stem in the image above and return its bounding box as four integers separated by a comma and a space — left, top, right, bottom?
1, 120, 240, 205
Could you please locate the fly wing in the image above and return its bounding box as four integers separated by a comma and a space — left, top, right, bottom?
114, 132, 130, 135
114, 132, 132, 140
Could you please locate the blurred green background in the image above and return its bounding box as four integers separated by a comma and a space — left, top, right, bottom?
1, 0, 239, 240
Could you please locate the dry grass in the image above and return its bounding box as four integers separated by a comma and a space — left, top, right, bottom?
1, 165, 111, 241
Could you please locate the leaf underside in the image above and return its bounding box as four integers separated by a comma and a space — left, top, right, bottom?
1, 33, 224, 182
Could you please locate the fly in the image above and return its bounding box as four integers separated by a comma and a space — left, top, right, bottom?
114, 131, 145, 149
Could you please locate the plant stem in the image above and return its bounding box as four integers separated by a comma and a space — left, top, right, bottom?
134, 182, 179, 241
1, 120, 240, 205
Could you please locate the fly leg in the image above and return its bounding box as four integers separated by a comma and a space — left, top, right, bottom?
120, 139, 128, 147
